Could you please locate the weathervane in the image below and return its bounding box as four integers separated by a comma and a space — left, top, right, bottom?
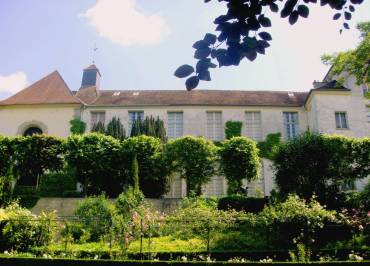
92, 43, 98, 64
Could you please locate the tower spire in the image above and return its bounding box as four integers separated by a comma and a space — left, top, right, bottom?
92, 43, 98, 64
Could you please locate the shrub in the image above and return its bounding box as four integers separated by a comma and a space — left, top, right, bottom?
11, 135, 65, 187
121, 136, 170, 198
38, 168, 77, 197
224, 121, 242, 139
0, 202, 55, 251
255, 195, 337, 248
217, 195, 267, 213
115, 187, 144, 220
218, 137, 261, 195
74, 195, 115, 242
69, 118, 86, 135
165, 197, 239, 251
273, 133, 370, 208
11, 186, 40, 209
257, 132, 281, 159
65, 133, 125, 197
165, 136, 217, 196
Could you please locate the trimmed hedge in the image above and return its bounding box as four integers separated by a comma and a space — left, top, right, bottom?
217, 195, 267, 213
0, 257, 369, 266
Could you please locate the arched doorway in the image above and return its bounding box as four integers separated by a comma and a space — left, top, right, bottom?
23, 126, 43, 136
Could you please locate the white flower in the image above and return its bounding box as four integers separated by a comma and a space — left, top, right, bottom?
181, 256, 187, 261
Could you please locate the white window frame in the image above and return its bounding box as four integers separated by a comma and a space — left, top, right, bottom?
335, 111, 349, 129
283, 112, 299, 139
90, 111, 105, 127
245, 111, 262, 141
128, 111, 144, 134
206, 111, 223, 141
167, 112, 183, 139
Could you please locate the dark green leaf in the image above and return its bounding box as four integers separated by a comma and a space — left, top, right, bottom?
244, 37, 257, 49
203, 33, 217, 45
192, 40, 209, 50
297, 5, 309, 18
333, 13, 341, 20
258, 15, 272, 27
289, 11, 299, 25
198, 70, 211, 81
185, 76, 200, 91
258, 32, 272, 41
174, 65, 194, 78
194, 47, 211, 60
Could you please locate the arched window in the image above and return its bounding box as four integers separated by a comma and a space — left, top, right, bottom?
23, 127, 43, 136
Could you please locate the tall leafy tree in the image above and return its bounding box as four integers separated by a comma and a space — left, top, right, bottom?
0, 136, 13, 206
121, 135, 171, 198
91, 121, 105, 134
130, 116, 167, 142
273, 132, 370, 208
65, 133, 125, 197
219, 137, 261, 194
165, 136, 217, 196
106, 116, 126, 140
174, 0, 364, 90
12, 135, 65, 188
322, 21, 370, 87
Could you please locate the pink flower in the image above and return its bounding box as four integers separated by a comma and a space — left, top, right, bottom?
358, 225, 364, 231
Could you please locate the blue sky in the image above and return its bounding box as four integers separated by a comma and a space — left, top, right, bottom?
0, 0, 369, 100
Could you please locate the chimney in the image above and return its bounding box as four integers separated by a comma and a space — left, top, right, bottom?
81, 64, 101, 89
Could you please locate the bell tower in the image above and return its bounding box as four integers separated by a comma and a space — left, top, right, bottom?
81, 64, 101, 89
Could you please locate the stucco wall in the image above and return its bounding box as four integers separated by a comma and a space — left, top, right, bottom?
82, 105, 307, 140
0, 104, 80, 138
310, 92, 369, 137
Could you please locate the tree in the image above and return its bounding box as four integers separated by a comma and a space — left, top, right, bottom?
224, 121, 243, 139
91, 121, 105, 133
0, 136, 12, 206
12, 135, 64, 188
322, 21, 370, 87
106, 116, 126, 140
132, 154, 139, 192
174, 0, 364, 90
130, 116, 167, 142
219, 137, 261, 194
64, 133, 125, 197
165, 136, 217, 196
273, 132, 370, 208
121, 135, 171, 198
69, 118, 86, 135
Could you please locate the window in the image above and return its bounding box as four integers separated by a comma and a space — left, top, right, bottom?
128, 111, 144, 134
335, 112, 348, 129
283, 112, 299, 139
91, 111, 105, 127
245, 111, 262, 141
206, 111, 223, 141
167, 112, 183, 139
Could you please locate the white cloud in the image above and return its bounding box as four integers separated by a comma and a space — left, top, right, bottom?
0, 72, 28, 95
81, 0, 170, 46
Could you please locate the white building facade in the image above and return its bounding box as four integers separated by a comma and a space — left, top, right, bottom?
0, 65, 369, 198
